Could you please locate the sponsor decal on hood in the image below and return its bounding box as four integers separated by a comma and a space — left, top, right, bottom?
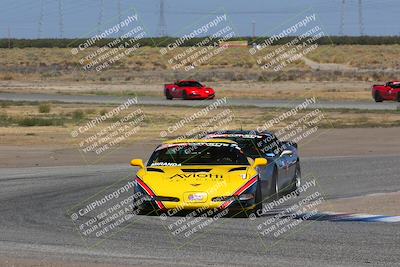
170, 173, 223, 179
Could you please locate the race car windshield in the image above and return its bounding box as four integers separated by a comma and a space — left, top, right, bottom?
231, 138, 264, 158
389, 83, 400, 89
147, 143, 249, 166
208, 135, 282, 158
177, 81, 203, 88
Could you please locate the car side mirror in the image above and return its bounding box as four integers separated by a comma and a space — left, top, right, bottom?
253, 158, 267, 168
280, 150, 293, 157
130, 159, 145, 169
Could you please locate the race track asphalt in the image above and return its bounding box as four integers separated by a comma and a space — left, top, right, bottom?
0, 92, 399, 110
0, 155, 399, 266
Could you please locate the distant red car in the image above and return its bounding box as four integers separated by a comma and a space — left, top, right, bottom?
372, 81, 400, 102
164, 80, 215, 100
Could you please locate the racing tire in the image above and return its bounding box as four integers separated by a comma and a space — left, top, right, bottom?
238, 182, 263, 218
135, 206, 160, 216
397, 93, 400, 102
248, 182, 263, 217
269, 167, 279, 201
132, 195, 159, 216
135, 208, 147, 215
290, 162, 301, 196
165, 90, 173, 100
182, 91, 188, 100
374, 92, 383, 102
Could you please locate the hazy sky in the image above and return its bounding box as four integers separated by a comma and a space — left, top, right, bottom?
1, 0, 399, 38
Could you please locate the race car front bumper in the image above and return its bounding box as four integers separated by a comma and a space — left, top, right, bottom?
133, 176, 258, 213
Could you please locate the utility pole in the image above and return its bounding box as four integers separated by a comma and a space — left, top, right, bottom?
118, 0, 122, 23
252, 20, 256, 38
158, 0, 167, 37
58, 0, 64, 38
38, 0, 44, 38
117, 0, 122, 37
358, 0, 364, 35
339, 0, 345, 36
98, 0, 104, 34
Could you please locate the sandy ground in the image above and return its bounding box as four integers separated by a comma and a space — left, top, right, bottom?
302, 57, 358, 71
318, 191, 400, 216
0, 127, 399, 168
297, 127, 400, 157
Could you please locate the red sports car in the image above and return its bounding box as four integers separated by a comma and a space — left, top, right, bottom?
372, 81, 400, 102
164, 80, 215, 100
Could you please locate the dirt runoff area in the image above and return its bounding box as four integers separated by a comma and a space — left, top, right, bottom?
317, 191, 400, 216
0, 127, 399, 168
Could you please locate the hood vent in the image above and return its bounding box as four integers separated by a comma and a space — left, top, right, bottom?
181, 169, 211, 173
146, 167, 164, 173
228, 167, 247, 172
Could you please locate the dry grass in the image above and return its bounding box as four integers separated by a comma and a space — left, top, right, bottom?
308, 45, 400, 69
0, 46, 305, 72
1, 102, 400, 147
1, 46, 398, 71
0, 46, 399, 85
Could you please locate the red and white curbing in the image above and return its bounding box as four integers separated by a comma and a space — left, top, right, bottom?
290, 211, 400, 223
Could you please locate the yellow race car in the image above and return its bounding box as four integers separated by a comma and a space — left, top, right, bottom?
130, 139, 267, 217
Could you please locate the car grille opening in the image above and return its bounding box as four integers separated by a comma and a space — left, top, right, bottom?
153, 196, 180, 202
212, 196, 234, 202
